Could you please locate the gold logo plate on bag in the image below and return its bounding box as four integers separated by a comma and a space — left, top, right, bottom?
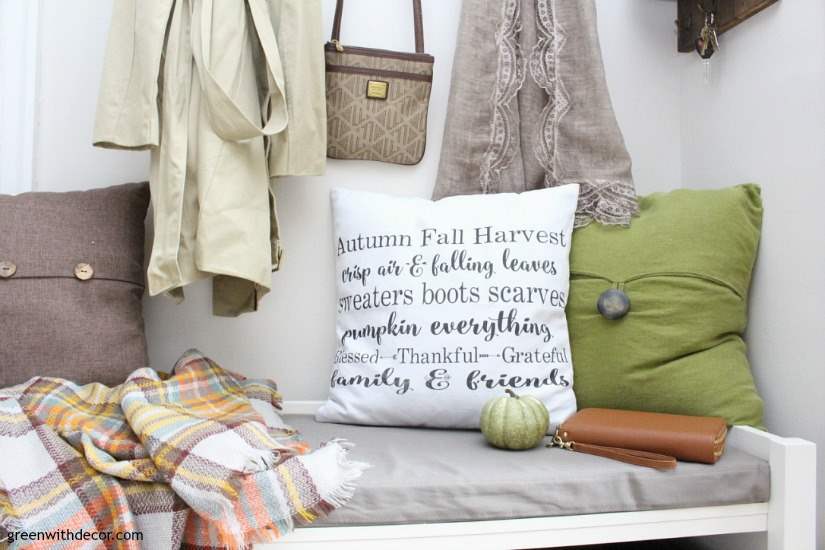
366, 80, 389, 100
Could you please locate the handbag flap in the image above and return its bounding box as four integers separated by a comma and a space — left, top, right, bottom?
325, 48, 434, 79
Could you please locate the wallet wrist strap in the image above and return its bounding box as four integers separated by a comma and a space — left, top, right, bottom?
332, 0, 425, 53
549, 435, 677, 470
571, 442, 678, 470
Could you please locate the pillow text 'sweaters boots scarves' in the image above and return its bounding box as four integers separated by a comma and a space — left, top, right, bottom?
0, 351, 367, 549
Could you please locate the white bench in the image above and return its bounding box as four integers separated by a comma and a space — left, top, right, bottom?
261, 403, 816, 550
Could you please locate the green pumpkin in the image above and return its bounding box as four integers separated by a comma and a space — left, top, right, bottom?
480, 389, 550, 450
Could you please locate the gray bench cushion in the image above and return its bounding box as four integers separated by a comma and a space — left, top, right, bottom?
286, 415, 770, 526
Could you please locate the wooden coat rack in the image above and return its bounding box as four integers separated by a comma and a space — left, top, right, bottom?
677, 0, 779, 53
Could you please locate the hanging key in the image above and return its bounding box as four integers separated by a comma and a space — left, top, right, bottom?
695, 4, 719, 84
695, 5, 718, 60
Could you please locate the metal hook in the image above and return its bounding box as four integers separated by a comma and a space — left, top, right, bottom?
697, 0, 719, 15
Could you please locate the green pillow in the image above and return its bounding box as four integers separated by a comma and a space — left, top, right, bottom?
568, 184, 764, 427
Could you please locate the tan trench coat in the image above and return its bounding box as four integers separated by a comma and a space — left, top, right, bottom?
94, 0, 325, 316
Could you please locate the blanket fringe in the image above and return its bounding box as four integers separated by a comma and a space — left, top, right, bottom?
224, 439, 369, 549
0, 511, 22, 532
319, 439, 371, 510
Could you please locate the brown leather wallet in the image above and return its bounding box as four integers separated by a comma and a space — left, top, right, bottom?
550, 408, 728, 470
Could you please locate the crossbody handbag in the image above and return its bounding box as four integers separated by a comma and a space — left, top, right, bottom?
325, 0, 434, 165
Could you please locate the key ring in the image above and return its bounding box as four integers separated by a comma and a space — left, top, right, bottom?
547, 433, 575, 450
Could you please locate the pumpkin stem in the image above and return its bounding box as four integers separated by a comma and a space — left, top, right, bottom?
505, 389, 519, 399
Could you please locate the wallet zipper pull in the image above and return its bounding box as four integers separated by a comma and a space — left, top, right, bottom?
331, 39, 344, 52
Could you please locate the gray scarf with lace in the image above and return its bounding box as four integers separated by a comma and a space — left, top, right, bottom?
433, 0, 638, 227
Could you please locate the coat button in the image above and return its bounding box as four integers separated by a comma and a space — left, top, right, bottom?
597, 288, 630, 320
0, 261, 16, 278
74, 263, 94, 281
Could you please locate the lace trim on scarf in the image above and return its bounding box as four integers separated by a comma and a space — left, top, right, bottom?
480, 0, 638, 226
529, 0, 569, 186
572, 179, 640, 227
479, 0, 526, 194
530, 0, 638, 226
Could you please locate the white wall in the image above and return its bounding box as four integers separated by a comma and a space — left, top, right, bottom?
29, 0, 682, 401
678, 2, 825, 548
0, 0, 38, 195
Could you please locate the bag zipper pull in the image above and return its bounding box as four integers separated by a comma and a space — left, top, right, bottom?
331, 39, 344, 52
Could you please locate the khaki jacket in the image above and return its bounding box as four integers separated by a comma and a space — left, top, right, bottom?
94, 0, 325, 316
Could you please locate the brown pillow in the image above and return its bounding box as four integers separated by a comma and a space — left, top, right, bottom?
0, 183, 150, 387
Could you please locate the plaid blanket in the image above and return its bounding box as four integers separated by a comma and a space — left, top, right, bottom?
0, 350, 367, 549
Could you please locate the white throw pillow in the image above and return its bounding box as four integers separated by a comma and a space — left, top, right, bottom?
316, 186, 579, 430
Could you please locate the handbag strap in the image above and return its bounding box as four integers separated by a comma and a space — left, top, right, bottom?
331, 0, 425, 53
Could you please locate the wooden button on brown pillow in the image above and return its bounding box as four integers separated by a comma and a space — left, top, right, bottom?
0, 182, 150, 387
